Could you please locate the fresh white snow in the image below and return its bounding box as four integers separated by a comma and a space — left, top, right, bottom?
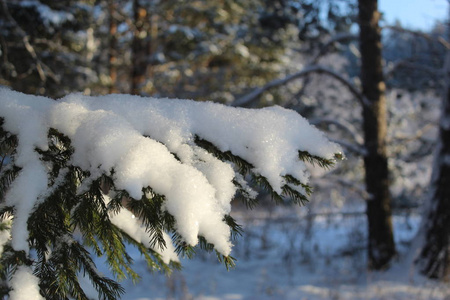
8, 266, 44, 300
0, 88, 340, 264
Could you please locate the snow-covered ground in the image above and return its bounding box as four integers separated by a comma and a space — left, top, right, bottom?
94, 207, 449, 300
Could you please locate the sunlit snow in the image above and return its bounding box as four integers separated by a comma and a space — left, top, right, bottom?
0, 88, 340, 262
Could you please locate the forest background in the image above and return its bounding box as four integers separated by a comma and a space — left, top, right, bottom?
0, 0, 449, 299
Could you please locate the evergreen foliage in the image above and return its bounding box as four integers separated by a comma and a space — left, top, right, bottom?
0, 125, 181, 299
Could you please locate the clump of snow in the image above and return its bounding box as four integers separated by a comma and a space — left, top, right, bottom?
4, 161, 47, 253
0, 89, 341, 258
8, 266, 44, 300
0, 91, 53, 253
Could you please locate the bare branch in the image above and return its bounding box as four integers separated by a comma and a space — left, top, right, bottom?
383, 25, 450, 50
438, 36, 450, 50
231, 33, 365, 108
284, 33, 358, 107
310, 118, 364, 145
310, 33, 358, 64
384, 58, 443, 79
231, 65, 369, 108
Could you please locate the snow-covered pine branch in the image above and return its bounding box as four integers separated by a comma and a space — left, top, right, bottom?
0, 89, 342, 299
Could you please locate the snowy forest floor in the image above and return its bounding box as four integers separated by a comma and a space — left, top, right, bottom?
93, 205, 449, 300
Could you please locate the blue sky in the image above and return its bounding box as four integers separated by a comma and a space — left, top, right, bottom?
379, 0, 448, 30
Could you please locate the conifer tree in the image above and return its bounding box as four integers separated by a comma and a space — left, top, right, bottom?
0, 89, 342, 299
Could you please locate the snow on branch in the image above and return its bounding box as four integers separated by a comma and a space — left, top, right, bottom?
0, 89, 342, 298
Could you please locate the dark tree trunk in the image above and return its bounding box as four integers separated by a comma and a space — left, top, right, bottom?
108, 0, 118, 94
130, 0, 150, 95
358, 0, 396, 269
417, 25, 450, 281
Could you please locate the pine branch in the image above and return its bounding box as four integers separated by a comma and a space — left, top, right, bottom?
78, 181, 136, 282
281, 184, 309, 206
231, 178, 259, 209
37, 237, 125, 300
196, 135, 264, 207
171, 232, 196, 259
194, 136, 254, 175
26, 162, 126, 299
36, 128, 74, 180
179, 236, 237, 271
120, 187, 167, 251
118, 229, 180, 276
216, 254, 237, 271
298, 150, 341, 169
251, 174, 284, 204
0, 246, 32, 298
0, 119, 17, 174
195, 136, 322, 207
195, 137, 318, 208
223, 214, 243, 240
0, 166, 21, 202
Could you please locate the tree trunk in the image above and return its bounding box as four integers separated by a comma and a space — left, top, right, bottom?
108, 0, 118, 94
358, 0, 396, 269
416, 21, 450, 281
130, 0, 150, 95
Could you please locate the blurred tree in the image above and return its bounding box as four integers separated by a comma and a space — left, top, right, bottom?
0, 0, 97, 97
0, 0, 356, 101
108, 0, 118, 94
416, 13, 450, 281
383, 24, 447, 91
358, 0, 396, 270
131, 0, 152, 95
142, 0, 298, 102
